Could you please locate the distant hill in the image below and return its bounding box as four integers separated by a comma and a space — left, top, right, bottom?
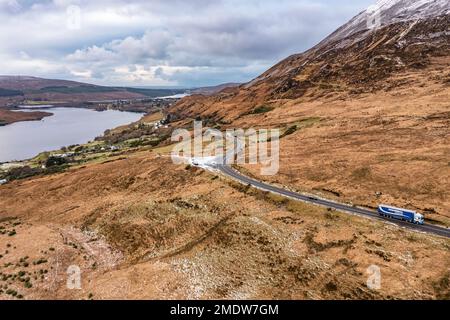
0, 76, 186, 107
191, 83, 241, 96
0, 76, 92, 91
0, 88, 24, 97
125, 87, 186, 98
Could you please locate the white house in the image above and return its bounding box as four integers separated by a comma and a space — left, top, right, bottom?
0, 179, 7, 185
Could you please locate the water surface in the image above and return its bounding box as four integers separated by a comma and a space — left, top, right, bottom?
0, 107, 143, 162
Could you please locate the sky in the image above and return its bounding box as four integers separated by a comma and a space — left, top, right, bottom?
0, 0, 375, 87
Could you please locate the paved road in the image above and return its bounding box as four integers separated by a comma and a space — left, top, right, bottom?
215, 164, 450, 239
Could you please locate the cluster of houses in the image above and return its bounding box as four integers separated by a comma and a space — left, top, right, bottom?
100, 145, 119, 152
152, 114, 174, 130
95, 98, 178, 112
95, 100, 133, 110
52, 152, 76, 158
43, 145, 119, 162
153, 120, 170, 130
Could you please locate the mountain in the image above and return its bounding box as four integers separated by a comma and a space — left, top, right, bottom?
321, 0, 449, 46
169, 0, 450, 222
170, 0, 449, 120
245, 0, 449, 93
0, 76, 99, 91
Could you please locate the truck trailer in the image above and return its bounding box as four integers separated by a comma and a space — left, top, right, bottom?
378, 205, 424, 225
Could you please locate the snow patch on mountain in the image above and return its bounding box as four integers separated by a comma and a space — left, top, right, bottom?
247, 0, 449, 87
322, 0, 449, 46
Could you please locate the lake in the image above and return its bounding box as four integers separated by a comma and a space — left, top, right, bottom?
0, 107, 144, 163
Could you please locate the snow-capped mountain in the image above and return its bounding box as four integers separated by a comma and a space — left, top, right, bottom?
172, 0, 449, 121
244, 0, 449, 93
323, 0, 450, 46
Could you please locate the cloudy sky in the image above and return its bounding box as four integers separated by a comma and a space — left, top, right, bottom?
0, 0, 375, 87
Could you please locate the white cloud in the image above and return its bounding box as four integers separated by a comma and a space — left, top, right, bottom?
0, 0, 376, 86
0, 0, 21, 12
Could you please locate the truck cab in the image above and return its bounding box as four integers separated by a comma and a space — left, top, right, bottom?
413, 213, 425, 225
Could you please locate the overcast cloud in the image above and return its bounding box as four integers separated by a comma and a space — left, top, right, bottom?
0, 0, 375, 87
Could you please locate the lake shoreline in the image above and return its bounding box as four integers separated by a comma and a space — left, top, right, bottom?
0, 107, 144, 163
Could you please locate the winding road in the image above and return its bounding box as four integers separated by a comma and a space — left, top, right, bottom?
210, 164, 450, 239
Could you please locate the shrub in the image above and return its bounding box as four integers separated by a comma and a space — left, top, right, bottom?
433, 273, 450, 299
281, 125, 298, 138
5, 166, 41, 181
45, 165, 68, 175
352, 167, 371, 179
249, 105, 274, 114
6, 289, 17, 296
33, 258, 47, 265
128, 140, 142, 148
45, 156, 67, 168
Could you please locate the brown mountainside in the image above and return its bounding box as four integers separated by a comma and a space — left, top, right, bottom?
169, 3, 450, 222
170, 13, 449, 121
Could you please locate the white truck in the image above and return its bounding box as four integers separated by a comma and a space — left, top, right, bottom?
378, 205, 424, 225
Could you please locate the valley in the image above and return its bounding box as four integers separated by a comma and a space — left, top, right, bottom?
0, 0, 449, 301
